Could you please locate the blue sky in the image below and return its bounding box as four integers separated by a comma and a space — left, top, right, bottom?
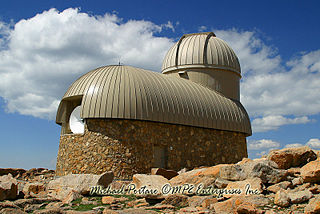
0, 0, 319, 169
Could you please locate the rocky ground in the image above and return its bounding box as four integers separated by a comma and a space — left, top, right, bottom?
0, 146, 320, 214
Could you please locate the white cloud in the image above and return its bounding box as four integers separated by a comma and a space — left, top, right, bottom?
0, 8, 174, 119
251, 115, 311, 132
198, 25, 207, 32
248, 139, 280, 150
307, 138, 320, 149
216, 29, 320, 133
284, 143, 304, 148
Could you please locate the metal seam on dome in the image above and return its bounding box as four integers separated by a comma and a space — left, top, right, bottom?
97, 66, 112, 117
175, 35, 186, 67
203, 32, 216, 65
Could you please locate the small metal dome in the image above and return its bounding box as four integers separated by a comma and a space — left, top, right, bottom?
56, 65, 251, 136
162, 32, 241, 74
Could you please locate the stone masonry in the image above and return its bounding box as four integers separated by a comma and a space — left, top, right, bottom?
56, 119, 247, 179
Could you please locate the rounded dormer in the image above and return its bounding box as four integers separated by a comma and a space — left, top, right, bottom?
162, 32, 241, 101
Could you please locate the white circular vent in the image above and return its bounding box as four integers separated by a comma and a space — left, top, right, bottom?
69, 106, 84, 134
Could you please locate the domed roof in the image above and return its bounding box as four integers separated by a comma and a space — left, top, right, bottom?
162, 32, 241, 74
56, 65, 251, 135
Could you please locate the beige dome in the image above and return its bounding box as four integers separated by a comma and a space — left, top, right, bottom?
162, 32, 240, 74
56, 65, 251, 135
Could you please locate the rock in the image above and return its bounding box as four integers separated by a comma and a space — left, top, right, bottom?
45, 202, 64, 209
62, 190, 82, 204
151, 168, 178, 180
33, 208, 64, 214
170, 164, 226, 187
309, 184, 320, 194
200, 198, 218, 209
104, 208, 158, 214
126, 198, 148, 208
291, 177, 303, 186
267, 181, 291, 193
301, 159, 320, 183
214, 177, 230, 188
65, 211, 96, 214
102, 196, 118, 204
13, 198, 58, 209
22, 182, 46, 198
220, 159, 287, 184
0, 174, 18, 200
0, 168, 26, 177
80, 197, 97, 205
225, 178, 263, 196
146, 204, 175, 210
267, 146, 317, 169
48, 186, 75, 201
274, 189, 290, 207
23, 204, 45, 213
305, 194, 320, 214
213, 195, 270, 213
161, 194, 188, 207
288, 189, 313, 204
178, 206, 199, 212
219, 164, 246, 181
236, 202, 259, 214
132, 174, 169, 199
187, 195, 215, 208
47, 171, 114, 196
287, 167, 301, 176
0, 208, 27, 214
0, 201, 20, 210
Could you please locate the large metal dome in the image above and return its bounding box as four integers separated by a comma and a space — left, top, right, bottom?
56, 65, 251, 135
162, 32, 241, 74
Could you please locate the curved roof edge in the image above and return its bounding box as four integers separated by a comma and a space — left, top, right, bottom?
56, 65, 252, 136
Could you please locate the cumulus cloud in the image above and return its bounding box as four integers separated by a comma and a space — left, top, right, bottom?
0, 8, 174, 119
248, 139, 280, 150
216, 29, 320, 132
251, 115, 312, 132
248, 139, 280, 157
307, 138, 320, 149
284, 143, 304, 148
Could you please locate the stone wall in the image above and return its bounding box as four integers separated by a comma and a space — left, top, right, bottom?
56, 119, 247, 179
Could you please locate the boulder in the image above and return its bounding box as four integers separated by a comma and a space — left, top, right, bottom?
274, 189, 290, 207
267, 146, 317, 169
47, 171, 113, 196
62, 190, 82, 204
214, 177, 230, 188
187, 195, 216, 208
151, 168, 178, 180
219, 159, 287, 184
132, 174, 169, 199
22, 182, 46, 198
200, 198, 218, 209
305, 194, 320, 214
225, 177, 263, 196
213, 195, 270, 213
0, 174, 18, 200
288, 189, 313, 204
161, 194, 188, 207
267, 181, 291, 193
291, 177, 303, 186
170, 164, 226, 187
301, 159, 320, 183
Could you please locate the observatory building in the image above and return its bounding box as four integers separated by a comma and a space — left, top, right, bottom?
55, 32, 252, 179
